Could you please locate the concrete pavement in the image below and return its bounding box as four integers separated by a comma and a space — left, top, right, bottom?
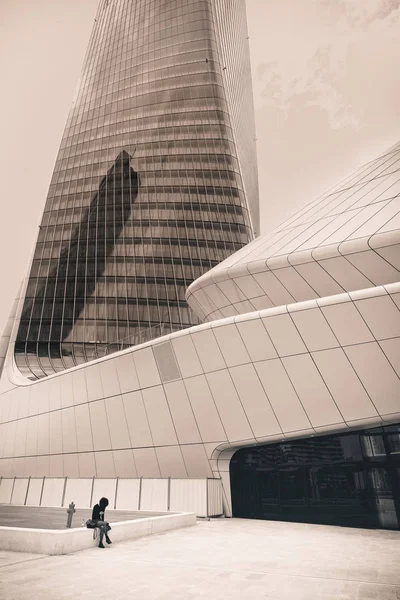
0, 518, 399, 599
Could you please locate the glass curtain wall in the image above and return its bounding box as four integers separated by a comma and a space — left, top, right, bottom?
230, 424, 400, 530
15, 0, 257, 379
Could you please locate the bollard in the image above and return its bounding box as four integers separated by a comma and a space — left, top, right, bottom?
66, 501, 76, 528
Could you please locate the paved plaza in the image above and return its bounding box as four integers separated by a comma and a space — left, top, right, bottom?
0, 518, 399, 600
0, 506, 167, 529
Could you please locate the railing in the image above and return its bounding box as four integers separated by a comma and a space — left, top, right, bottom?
0, 476, 223, 518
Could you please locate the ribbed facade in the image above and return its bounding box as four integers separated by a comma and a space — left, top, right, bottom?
15, 0, 258, 379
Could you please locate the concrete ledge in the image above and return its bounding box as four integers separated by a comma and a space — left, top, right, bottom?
0, 512, 196, 555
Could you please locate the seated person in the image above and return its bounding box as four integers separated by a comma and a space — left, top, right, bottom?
87, 497, 112, 548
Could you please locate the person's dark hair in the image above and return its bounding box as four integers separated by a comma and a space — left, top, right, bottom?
99, 497, 109, 510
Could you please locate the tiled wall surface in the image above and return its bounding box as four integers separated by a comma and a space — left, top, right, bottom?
187, 143, 400, 322
1, 283, 400, 512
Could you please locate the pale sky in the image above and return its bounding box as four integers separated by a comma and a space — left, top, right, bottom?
0, 0, 399, 334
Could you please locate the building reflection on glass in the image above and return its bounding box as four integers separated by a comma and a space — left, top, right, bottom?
15, 0, 258, 379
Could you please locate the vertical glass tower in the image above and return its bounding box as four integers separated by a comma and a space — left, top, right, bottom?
15, 0, 259, 379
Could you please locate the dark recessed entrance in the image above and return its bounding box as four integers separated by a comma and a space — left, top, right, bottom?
230, 424, 400, 529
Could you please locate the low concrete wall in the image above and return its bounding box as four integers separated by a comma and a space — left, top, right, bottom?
0, 512, 196, 555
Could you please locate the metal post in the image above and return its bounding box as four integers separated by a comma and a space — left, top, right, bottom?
114, 477, 119, 509
167, 477, 171, 511
11, 477, 16, 504
24, 477, 31, 506
39, 477, 45, 506
90, 477, 95, 507
138, 477, 143, 510
61, 477, 67, 507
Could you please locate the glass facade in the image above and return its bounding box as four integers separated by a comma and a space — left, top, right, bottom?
15, 0, 258, 379
230, 425, 400, 530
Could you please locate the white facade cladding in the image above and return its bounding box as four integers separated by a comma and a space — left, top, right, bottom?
1, 143, 400, 523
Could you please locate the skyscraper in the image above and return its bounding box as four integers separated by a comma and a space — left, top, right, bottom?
15, 0, 258, 379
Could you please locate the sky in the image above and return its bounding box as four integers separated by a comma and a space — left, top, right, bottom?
0, 0, 399, 334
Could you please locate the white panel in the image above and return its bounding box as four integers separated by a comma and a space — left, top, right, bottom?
49, 377, 62, 411
41, 478, 64, 507
89, 400, 112, 451
312, 348, 378, 421
142, 386, 178, 446
11, 478, 29, 505
14, 419, 28, 458
290, 308, 339, 352
37, 413, 50, 455
28, 384, 40, 416
49, 455, 64, 477
347, 251, 399, 286
345, 343, 400, 415
190, 329, 226, 373
295, 261, 344, 297
133, 347, 161, 389
3, 420, 16, 458
229, 364, 282, 438
61, 407, 78, 453
180, 444, 213, 478
250, 295, 274, 311
164, 380, 201, 444
104, 395, 131, 449
234, 275, 265, 299
115, 478, 140, 510
92, 478, 117, 508
380, 338, 400, 376
26, 478, 44, 506
94, 451, 116, 478
72, 369, 87, 406
60, 375, 74, 409
113, 449, 137, 477
75, 403, 94, 452
122, 391, 153, 447
321, 302, 374, 346
236, 319, 278, 362
206, 370, 254, 442
8, 390, 20, 422
114, 352, 139, 394
216, 278, 247, 303
255, 359, 311, 432
171, 334, 203, 377
355, 296, 400, 339
319, 256, 372, 291
140, 478, 168, 511
283, 354, 343, 427
49, 410, 63, 455
63, 478, 92, 508
133, 448, 161, 477
204, 283, 229, 308
184, 375, 227, 443
212, 324, 251, 367
38, 457, 53, 478
262, 314, 307, 356
63, 454, 80, 477
207, 479, 223, 517
36, 381, 50, 415
155, 446, 188, 478
85, 364, 104, 402
273, 267, 316, 302
169, 479, 207, 516
17, 388, 30, 420
26, 415, 38, 456
78, 452, 96, 478
99, 360, 121, 398
0, 478, 14, 503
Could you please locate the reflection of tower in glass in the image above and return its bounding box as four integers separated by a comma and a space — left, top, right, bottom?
14, 0, 258, 379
